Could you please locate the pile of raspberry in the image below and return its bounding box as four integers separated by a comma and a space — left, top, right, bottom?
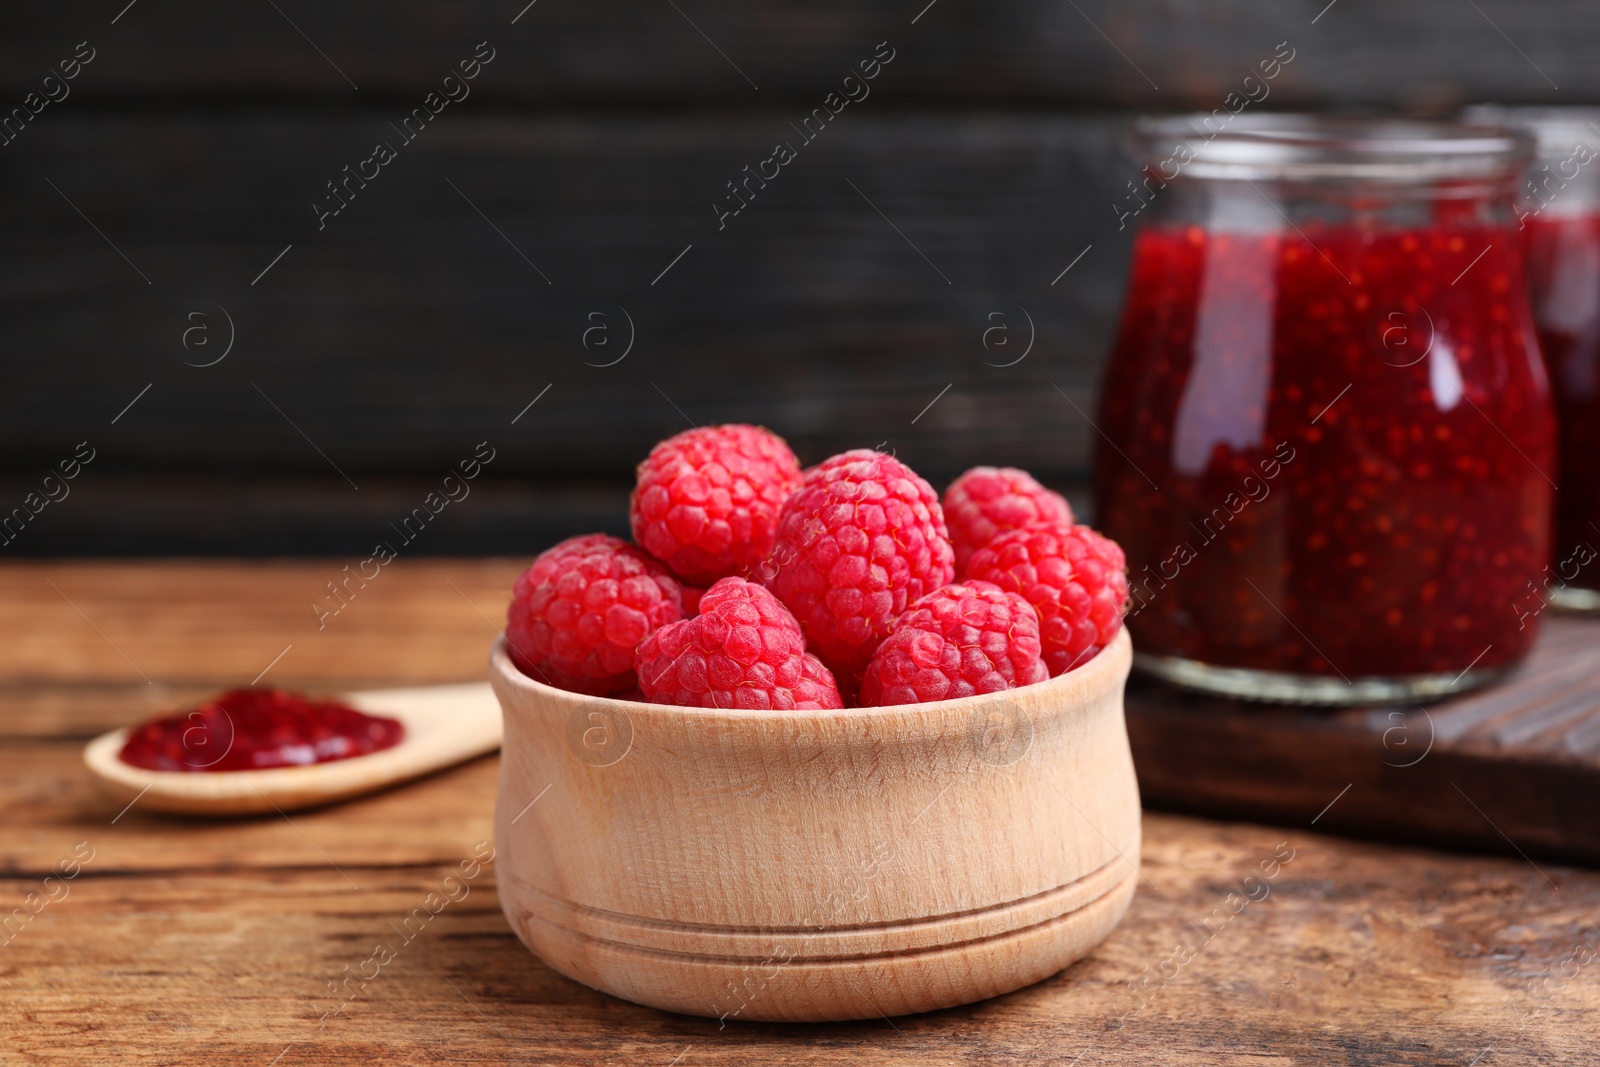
505, 425, 1128, 709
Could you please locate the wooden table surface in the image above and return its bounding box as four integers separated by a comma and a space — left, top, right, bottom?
4, 561, 1599, 1065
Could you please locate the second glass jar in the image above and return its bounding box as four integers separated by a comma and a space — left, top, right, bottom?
1466, 106, 1600, 612
1094, 116, 1554, 704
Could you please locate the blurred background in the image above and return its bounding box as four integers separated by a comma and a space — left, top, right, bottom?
1, 0, 1591, 556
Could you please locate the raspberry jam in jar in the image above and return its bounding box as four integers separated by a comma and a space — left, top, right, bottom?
1095, 117, 1554, 703
118, 688, 404, 772
1469, 107, 1600, 612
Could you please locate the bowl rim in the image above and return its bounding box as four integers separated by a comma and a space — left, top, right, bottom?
488, 626, 1131, 725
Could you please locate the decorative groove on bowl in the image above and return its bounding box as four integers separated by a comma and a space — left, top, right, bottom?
503, 855, 1132, 960
509, 866, 1139, 1022
489, 627, 1140, 1020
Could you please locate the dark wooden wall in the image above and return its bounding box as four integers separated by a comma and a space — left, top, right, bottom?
0, 0, 1591, 554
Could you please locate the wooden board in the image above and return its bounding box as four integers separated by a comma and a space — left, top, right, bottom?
4, 562, 1600, 1063
1127, 613, 1600, 867
3, 0, 1596, 105
0, 113, 1130, 480
0, 472, 644, 557
0, 108, 1123, 554
3, 0, 1596, 555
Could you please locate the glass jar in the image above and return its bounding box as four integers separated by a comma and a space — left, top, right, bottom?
1466, 107, 1600, 612
1094, 116, 1554, 704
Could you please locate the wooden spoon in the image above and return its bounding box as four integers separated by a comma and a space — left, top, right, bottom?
82, 682, 501, 816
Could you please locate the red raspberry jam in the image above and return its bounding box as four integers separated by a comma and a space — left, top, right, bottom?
118, 688, 404, 772
1526, 212, 1600, 598
1464, 105, 1600, 607
1096, 220, 1554, 692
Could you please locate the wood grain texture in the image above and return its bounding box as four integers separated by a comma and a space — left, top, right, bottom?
1, 0, 1594, 106
4, 562, 1600, 1063
5, 1, 1594, 553
0, 738, 501, 876
1127, 613, 1600, 865
0, 472, 653, 558
0, 113, 1127, 479
490, 631, 1139, 1020
0, 558, 523, 687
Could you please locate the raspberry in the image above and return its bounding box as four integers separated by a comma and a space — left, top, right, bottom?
965, 522, 1128, 676
858, 581, 1048, 707
630, 424, 802, 585
506, 534, 686, 695
634, 577, 843, 710
765, 450, 955, 693
943, 466, 1074, 575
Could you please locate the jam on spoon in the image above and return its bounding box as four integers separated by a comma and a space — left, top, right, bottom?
118, 688, 404, 773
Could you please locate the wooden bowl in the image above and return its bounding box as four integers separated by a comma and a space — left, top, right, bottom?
488, 627, 1139, 1022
